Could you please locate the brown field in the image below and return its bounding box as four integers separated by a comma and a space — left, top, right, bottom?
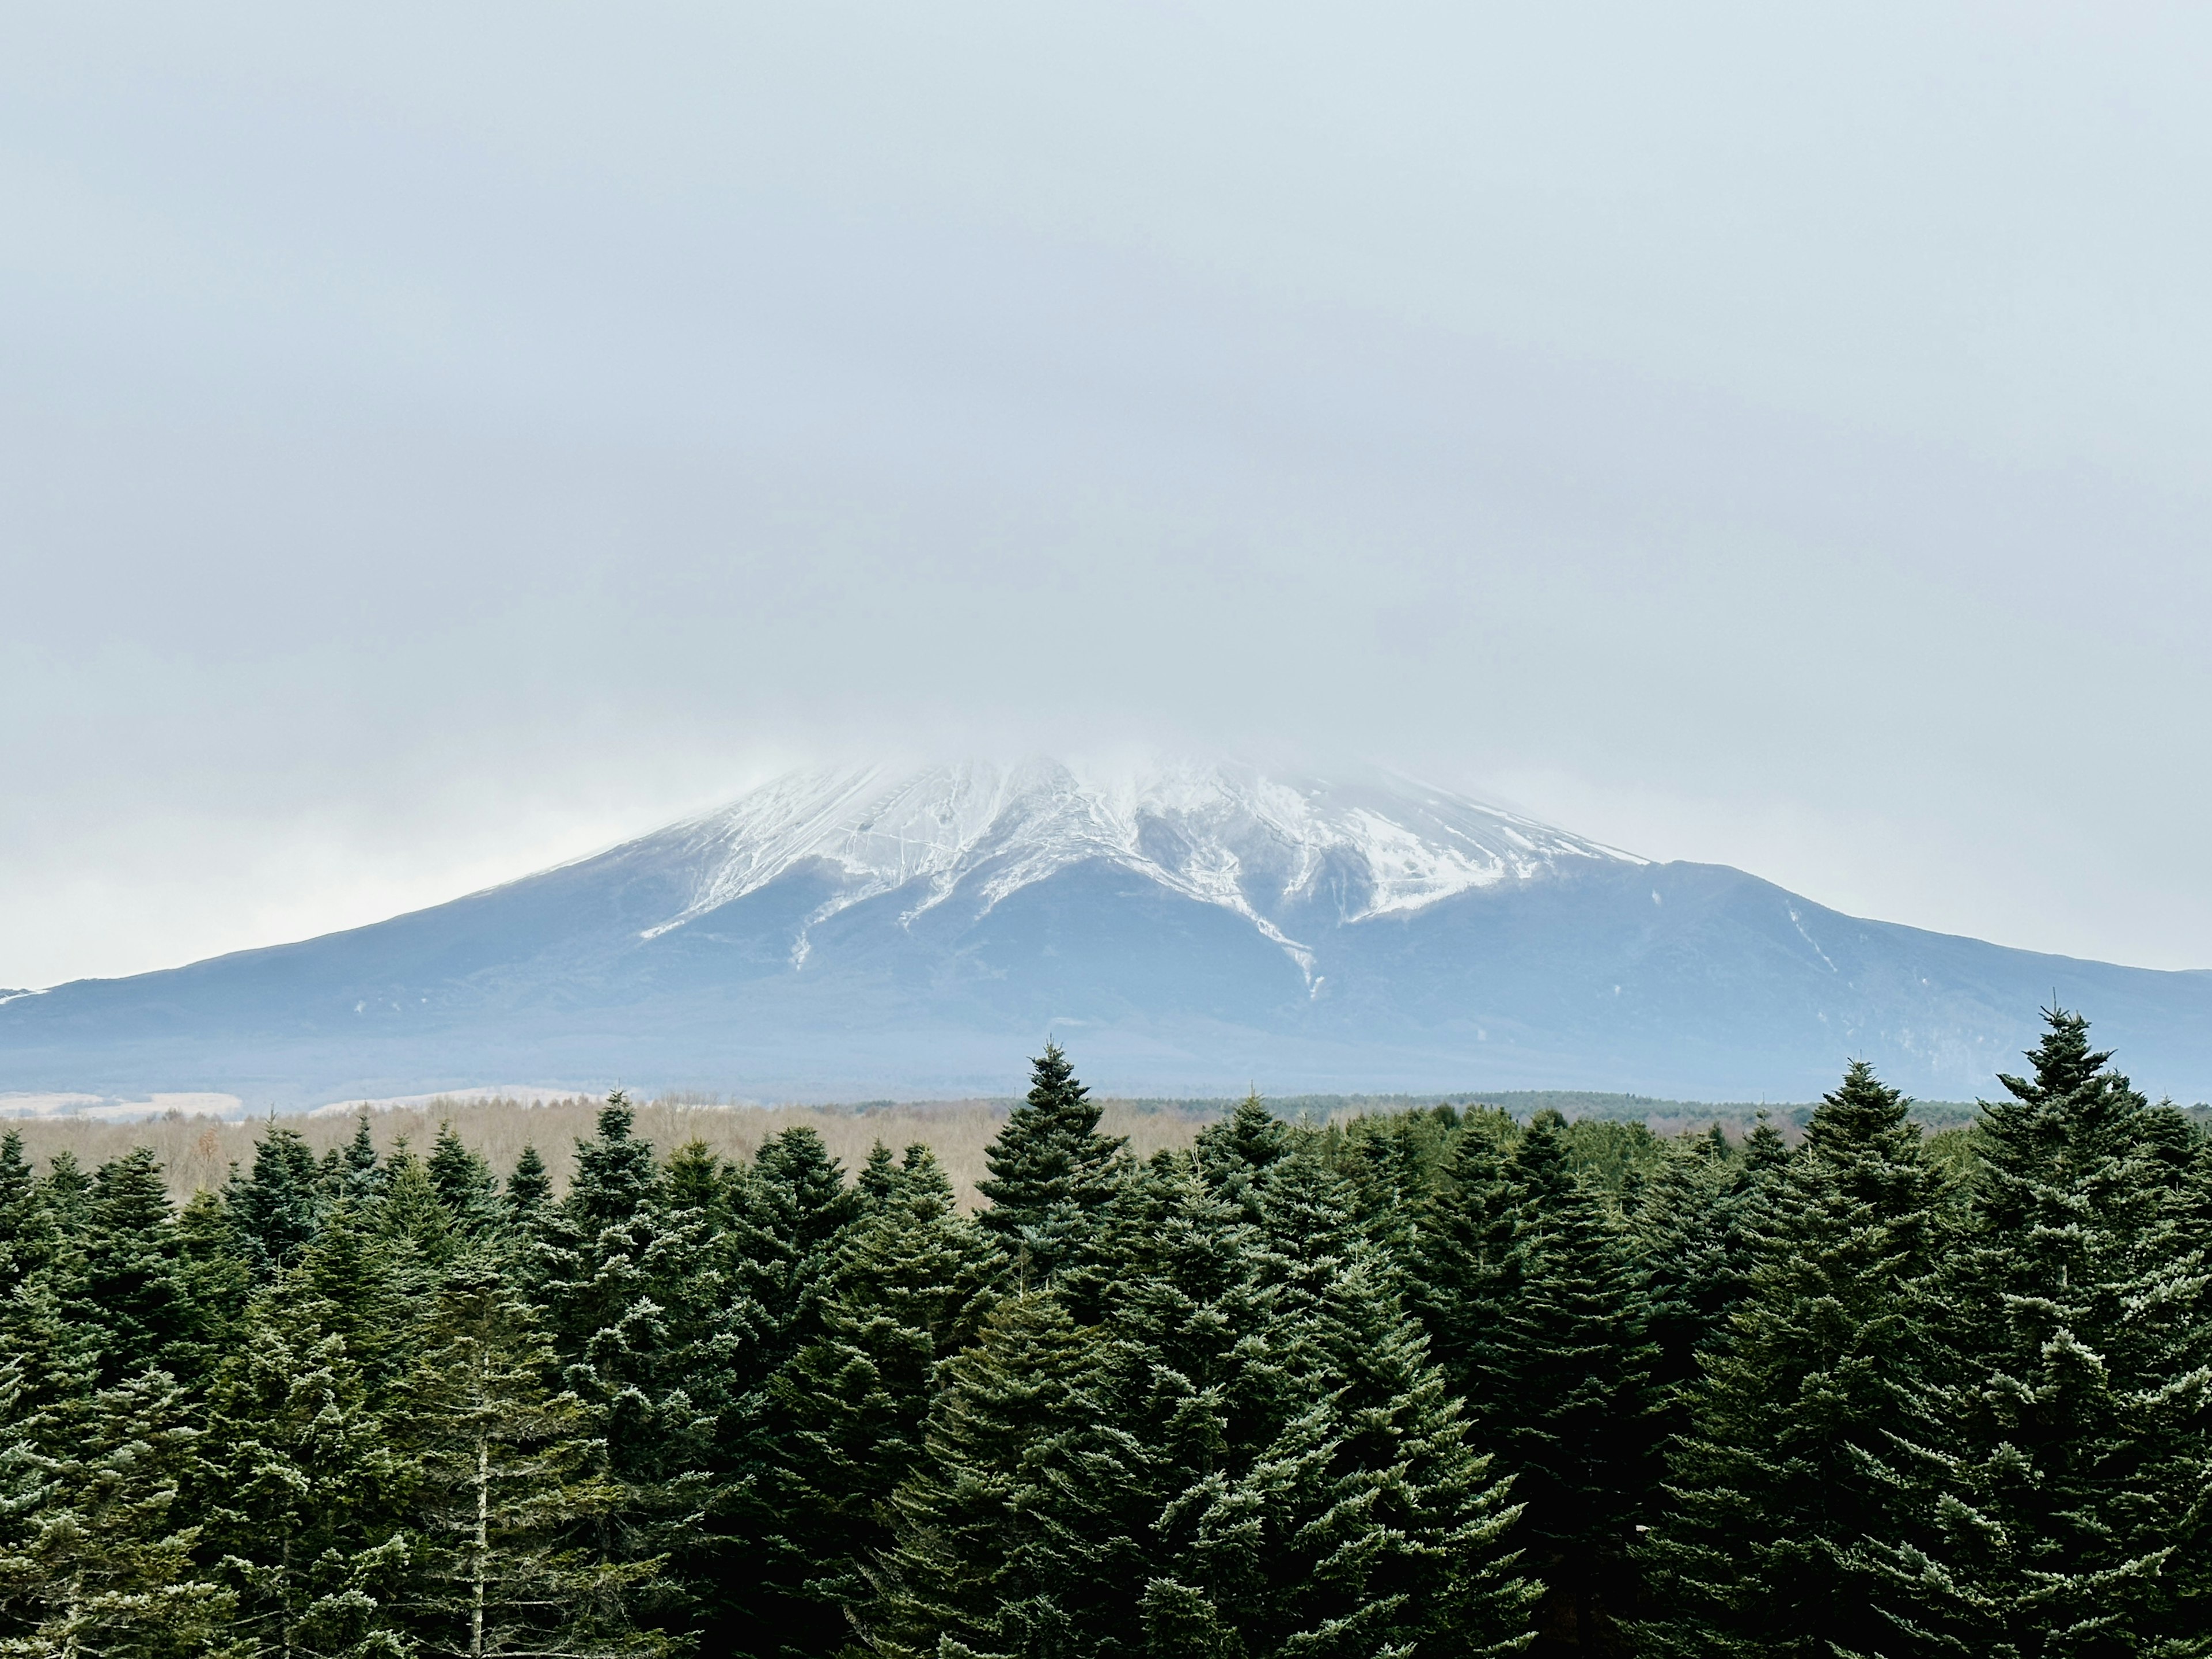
0, 1095, 1220, 1210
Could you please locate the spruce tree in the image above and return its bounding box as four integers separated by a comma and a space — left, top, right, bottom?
749, 1146, 1001, 1656
0, 1366, 236, 1656
868, 1291, 1111, 1657
37, 1150, 91, 1239
976, 1043, 1127, 1282
532, 1096, 722, 1590
1237, 1146, 1538, 1657
505, 1145, 553, 1235
225, 1123, 327, 1278
198, 1317, 412, 1657
1465, 1113, 1657, 1648
393, 1256, 678, 1658
1640, 1060, 1942, 1658
1865, 1011, 2212, 1656
70, 1148, 206, 1388
1630, 1128, 1761, 1456
1193, 1090, 1289, 1220
428, 1123, 503, 1241
0, 1130, 50, 1296
378, 1143, 459, 1273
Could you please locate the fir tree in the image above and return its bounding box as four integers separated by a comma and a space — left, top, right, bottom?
1640, 1060, 1943, 1658
198, 1317, 412, 1658
1865, 1012, 2212, 1656
393, 1256, 678, 1658
505, 1146, 553, 1236
1236, 1146, 1538, 1657
867, 1291, 1111, 1657
70, 1148, 206, 1388
428, 1123, 503, 1241
379, 1143, 459, 1273
332, 1113, 387, 1209
1193, 1091, 1289, 1220
976, 1043, 1127, 1283
1630, 1129, 1752, 1453
1468, 1113, 1657, 1649
37, 1150, 91, 1240
751, 1146, 1001, 1656
0, 1131, 50, 1297
226, 1123, 327, 1278
0, 1367, 236, 1657
532, 1096, 721, 1592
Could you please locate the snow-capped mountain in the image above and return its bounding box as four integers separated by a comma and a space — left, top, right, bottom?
4, 759, 2210, 1107
623, 760, 1637, 986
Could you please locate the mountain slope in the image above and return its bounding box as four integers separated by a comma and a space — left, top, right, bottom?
3, 760, 2207, 1106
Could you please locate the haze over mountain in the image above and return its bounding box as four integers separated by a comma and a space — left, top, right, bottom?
3, 759, 2207, 1111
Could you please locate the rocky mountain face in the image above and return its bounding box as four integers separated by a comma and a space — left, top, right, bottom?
4, 760, 2208, 1107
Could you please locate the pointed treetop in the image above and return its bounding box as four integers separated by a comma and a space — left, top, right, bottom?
506, 1143, 552, 1226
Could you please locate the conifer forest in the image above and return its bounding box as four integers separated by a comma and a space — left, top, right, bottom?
2, 1009, 2207, 1658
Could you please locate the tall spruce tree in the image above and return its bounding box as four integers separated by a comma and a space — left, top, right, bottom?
505, 1145, 553, 1236
70, 1148, 206, 1389
532, 1096, 721, 1590
226, 1123, 327, 1279
198, 1317, 413, 1658
748, 1146, 1000, 1657
867, 1290, 1111, 1657
428, 1123, 503, 1241
1640, 1060, 1942, 1658
393, 1256, 678, 1658
1464, 1113, 1657, 1650
976, 1043, 1127, 1283
1864, 1011, 2212, 1656
0, 1366, 236, 1657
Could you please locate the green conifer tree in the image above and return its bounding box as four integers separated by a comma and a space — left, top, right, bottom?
976, 1044, 1127, 1282
198, 1317, 412, 1658
1863, 1012, 2212, 1656
37, 1150, 91, 1240
392, 1256, 678, 1658
1459, 1113, 1657, 1649
428, 1124, 503, 1241
0, 1367, 236, 1657
0, 1131, 51, 1296
69, 1148, 206, 1389
225, 1123, 328, 1278
867, 1291, 1109, 1657
1640, 1060, 1942, 1658
1193, 1091, 1289, 1220
505, 1146, 553, 1236
751, 1147, 1001, 1656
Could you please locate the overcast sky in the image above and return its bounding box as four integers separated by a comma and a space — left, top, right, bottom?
5, 2, 2210, 988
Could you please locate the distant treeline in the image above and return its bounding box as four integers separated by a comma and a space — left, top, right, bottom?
0, 1010, 2206, 1655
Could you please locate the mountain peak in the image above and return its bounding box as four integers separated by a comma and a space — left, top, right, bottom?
623, 759, 1641, 980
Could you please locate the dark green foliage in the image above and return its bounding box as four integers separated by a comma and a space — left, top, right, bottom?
506, 1143, 554, 1232
1444, 1112, 1657, 1649
198, 1316, 412, 1656
428, 1121, 504, 1240
1192, 1090, 1289, 1218
977, 1042, 1128, 1282
71, 1149, 206, 1388
749, 1146, 1001, 1656
0, 1367, 237, 1656
1863, 1012, 2212, 1656
1641, 1060, 1942, 1657
225, 1122, 327, 1278
0, 1130, 51, 1295
2, 1025, 2204, 1658
393, 1256, 679, 1657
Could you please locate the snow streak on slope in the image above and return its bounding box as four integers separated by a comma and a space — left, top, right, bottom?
626, 759, 1642, 982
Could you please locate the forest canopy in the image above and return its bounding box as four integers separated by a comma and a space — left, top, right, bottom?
0, 1010, 2206, 1657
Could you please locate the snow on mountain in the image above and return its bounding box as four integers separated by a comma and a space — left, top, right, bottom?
622, 759, 1641, 982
